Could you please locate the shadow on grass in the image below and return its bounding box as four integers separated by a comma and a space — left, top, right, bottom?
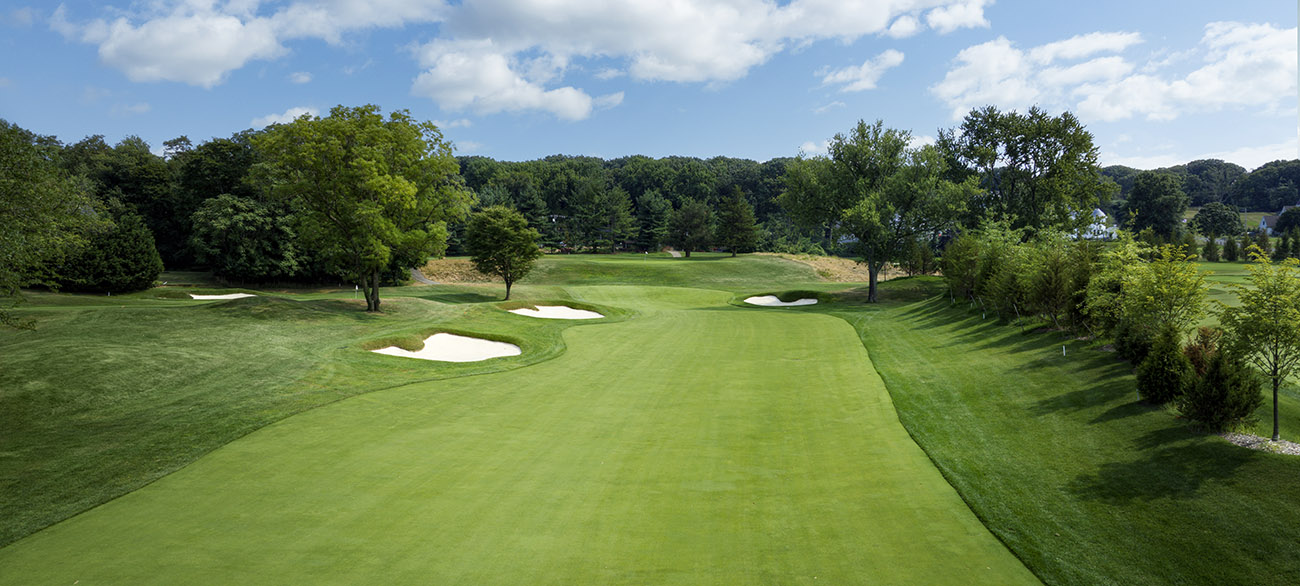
1066, 440, 1253, 504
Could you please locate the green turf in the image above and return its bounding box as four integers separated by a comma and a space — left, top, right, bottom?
0, 284, 1035, 584
841, 289, 1300, 585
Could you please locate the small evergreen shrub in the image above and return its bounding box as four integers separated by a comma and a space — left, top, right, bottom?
1222, 236, 1239, 262
1182, 326, 1222, 377
1136, 327, 1194, 403
1178, 350, 1264, 431
1114, 319, 1155, 364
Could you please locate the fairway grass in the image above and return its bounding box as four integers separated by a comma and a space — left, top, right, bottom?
0, 287, 1036, 584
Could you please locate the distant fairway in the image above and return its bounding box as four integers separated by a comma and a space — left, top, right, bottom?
0, 286, 1035, 584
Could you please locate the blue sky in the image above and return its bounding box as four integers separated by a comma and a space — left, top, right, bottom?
1, 1, 1295, 170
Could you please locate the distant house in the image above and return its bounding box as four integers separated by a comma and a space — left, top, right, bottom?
1080, 208, 1115, 240
1259, 203, 1300, 235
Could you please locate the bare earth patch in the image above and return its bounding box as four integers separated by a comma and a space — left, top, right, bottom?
417, 258, 499, 283
757, 253, 909, 283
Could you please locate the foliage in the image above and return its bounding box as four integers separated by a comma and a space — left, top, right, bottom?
0, 119, 103, 328
783, 120, 970, 302
1083, 232, 1146, 337
635, 189, 673, 251
937, 105, 1111, 233
55, 210, 164, 294
1219, 250, 1300, 441
1201, 236, 1220, 262
464, 206, 544, 300
253, 105, 472, 311
1123, 244, 1207, 337
190, 194, 302, 282
1222, 234, 1239, 261
1276, 208, 1300, 234
1227, 159, 1300, 211
1182, 326, 1222, 377
667, 198, 713, 257
1273, 232, 1293, 261
901, 239, 937, 277
1253, 229, 1272, 256
1192, 201, 1243, 237
940, 232, 980, 300
1178, 347, 1264, 431
1122, 171, 1188, 238
1136, 326, 1195, 403
715, 186, 759, 256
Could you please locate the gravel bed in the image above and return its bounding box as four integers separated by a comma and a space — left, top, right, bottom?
1221, 432, 1300, 455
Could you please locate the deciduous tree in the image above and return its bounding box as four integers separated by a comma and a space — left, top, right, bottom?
1220, 250, 1300, 441
253, 105, 472, 311
464, 206, 543, 300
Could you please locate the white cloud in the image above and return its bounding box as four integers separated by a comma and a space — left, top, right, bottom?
1104, 137, 1299, 171
251, 106, 318, 128
110, 102, 151, 116
909, 134, 936, 149
288, 71, 312, 84
932, 22, 1297, 123
885, 15, 921, 39
49, 1, 997, 119
433, 118, 473, 128
411, 40, 596, 121
800, 139, 830, 155
820, 49, 904, 92
1028, 31, 1143, 64
455, 140, 486, 153
594, 91, 624, 110
813, 100, 846, 114
924, 0, 991, 35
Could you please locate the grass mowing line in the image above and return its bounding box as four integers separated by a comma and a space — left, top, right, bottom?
842, 288, 1300, 585
0, 288, 1037, 585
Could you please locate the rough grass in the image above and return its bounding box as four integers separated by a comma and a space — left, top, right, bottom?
756, 252, 909, 282
837, 282, 1300, 585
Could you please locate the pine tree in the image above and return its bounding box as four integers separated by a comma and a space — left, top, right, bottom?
1222, 234, 1239, 262
1273, 232, 1291, 261
715, 186, 759, 257
1136, 326, 1194, 403
1202, 236, 1220, 262
1254, 230, 1273, 256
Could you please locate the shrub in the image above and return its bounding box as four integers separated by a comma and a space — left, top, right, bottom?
1223, 235, 1239, 262
1114, 319, 1155, 364
1182, 326, 1222, 377
1202, 237, 1220, 262
1136, 326, 1194, 403
1178, 350, 1264, 431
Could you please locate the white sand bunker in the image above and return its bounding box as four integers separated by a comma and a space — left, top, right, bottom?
508, 305, 604, 320
371, 333, 521, 362
190, 293, 256, 300
744, 295, 818, 307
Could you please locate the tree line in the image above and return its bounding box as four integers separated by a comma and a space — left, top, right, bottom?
1103, 158, 1300, 213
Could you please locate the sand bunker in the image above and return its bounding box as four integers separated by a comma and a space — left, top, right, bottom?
190, 293, 256, 300
507, 305, 604, 320
744, 295, 818, 307
371, 333, 521, 362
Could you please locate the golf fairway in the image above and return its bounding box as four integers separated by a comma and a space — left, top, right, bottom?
0, 287, 1036, 584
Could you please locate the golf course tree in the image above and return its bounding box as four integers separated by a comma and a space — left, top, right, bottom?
1219, 250, 1300, 441
936, 105, 1111, 233
635, 189, 673, 251
1192, 201, 1243, 237
1122, 171, 1188, 239
464, 206, 543, 300
668, 198, 713, 257
716, 186, 759, 256
781, 120, 973, 302
54, 206, 164, 294
1276, 207, 1300, 234
253, 105, 472, 312
0, 119, 104, 328
190, 194, 302, 283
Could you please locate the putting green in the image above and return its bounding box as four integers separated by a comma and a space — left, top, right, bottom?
0, 287, 1035, 584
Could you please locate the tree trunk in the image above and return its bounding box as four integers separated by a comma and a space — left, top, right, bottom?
867, 261, 880, 303
1273, 375, 1280, 442
731, 250, 737, 257
504, 278, 513, 301
365, 270, 381, 312
685, 250, 691, 258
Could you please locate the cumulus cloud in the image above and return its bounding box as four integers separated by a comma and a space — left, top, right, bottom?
932, 22, 1297, 123
821, 49, 904, 92
800, 139, 830, 155
288, 71, 312, 84
924, 0, 991, 34
251, 106, 318, 128
49, 0, 998, 119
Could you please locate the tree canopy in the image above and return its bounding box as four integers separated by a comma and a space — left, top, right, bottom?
464, 206, 543, 300
1122, 171, 1188, 238
1219, 251, 1300, 441
782, 120, 973, 302
1191, 201, 1243, 236
253, 105, 472, 311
